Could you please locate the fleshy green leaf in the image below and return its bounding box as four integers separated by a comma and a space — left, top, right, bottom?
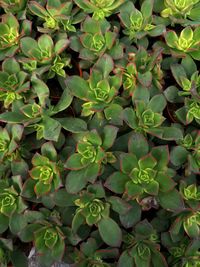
120, 200, 141, 228
118, 251, 134, 267
128, 133, 149, 158
66, 164, 99, 193
102, 125, 118, 150
108, 196, 131, 215
31, 75, 49, 105
41, 142, 57, 161
58, 117, 87, 133
98, 217, 122, 247
158, 189, 185, 211
170, 146, 189, 166
105, 172, 129, 194
67, 76, 89, 99
93, 54, 114, 78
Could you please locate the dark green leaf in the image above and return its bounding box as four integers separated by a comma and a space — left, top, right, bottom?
58, 117, 87, 133
128, 133, 149, 158
170, 146, 189, 166
105, 172, 129, 194
98, 217, 122, 247
67, 75, 89, 99
120, 200, 141, 228
158, 189, 185, 211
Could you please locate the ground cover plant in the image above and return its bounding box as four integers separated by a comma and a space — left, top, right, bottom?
0, 0, 200, 266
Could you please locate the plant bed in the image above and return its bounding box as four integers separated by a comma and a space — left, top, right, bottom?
0, 0, 199, 267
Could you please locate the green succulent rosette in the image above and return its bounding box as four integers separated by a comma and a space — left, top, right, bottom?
1, 0, 28, 13
29, 153, 61, 196
165, 27, 200, 60
0, 57, 29, 108
74, 197, 110, 226
105, 133, 176, 200
119, 1, 165, 41
65, 127, 118, 194
0, 13, 20, 60
74, 0, 125, 20
34, 224, 65, 263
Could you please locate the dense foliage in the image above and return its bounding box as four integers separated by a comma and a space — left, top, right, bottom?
0, 0, 199, 266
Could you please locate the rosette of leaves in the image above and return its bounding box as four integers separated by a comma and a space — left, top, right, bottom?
105, 133, 177, 203
73, 0, 125, 20
74, 197, 110, 227
20, 102, 64, 141
0, 0, 28, 14
118, 220, 167, 267
160, 0, 200, 23
170, 62, 200, 98
0, 177, 27, 235
0, 75, 74, 141
180, 181, 200, 209
124, 97, 166, 135
162, 233, 200, 267
170, 210, 200, 239
70, 17, 123, 65
0, 124, 23, 163
0, 100, 61, 141
170, 130, 200, 173
165, 26, 200, 60
0, 57, 30, 108
26, 142, 62, 197
72, 192, 123, 247
67, 54, 122, 118
0, 13, 20, 60
25, 222, 65, 266
70, 237, 118, 266
117, 47, 164, 97
162, 234, 188, 262
20, 34, 70, 77
124, 93, 183, 140
65, 126, 118, 193
28, 0, 85, 33
120, 61, 137, 97
176, 98, 200, 125
119, 0, 165, 41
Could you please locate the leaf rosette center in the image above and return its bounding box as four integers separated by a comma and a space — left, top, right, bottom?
39, 166, 53, 184
45, 17, 57, 29
44, 229, 58, 249
0, 191, 17, 216
0, 139, 8, 152
130, 168, 156, 184
188, 102, 200, 119
87, 199, 105, 217
91, 35, 105, 52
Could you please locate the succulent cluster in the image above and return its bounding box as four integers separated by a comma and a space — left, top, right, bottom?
0, 0, 199, 266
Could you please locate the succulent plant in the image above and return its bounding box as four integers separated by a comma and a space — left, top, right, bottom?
119, 0, 165, 41
65, 126, 118, 193
20, 34, 70, 76
161, 0, 200, 22
24, 142, 62, 197
0, 13, 20, 60
0, 1, 199, 266
28, 0, 84, 33
74, 0, 126, 20
70, 17, 123, 66
0, 57, 30, 108
0, 0, 28, 14
165, 26, 200, 60
105, 133, 177, 202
